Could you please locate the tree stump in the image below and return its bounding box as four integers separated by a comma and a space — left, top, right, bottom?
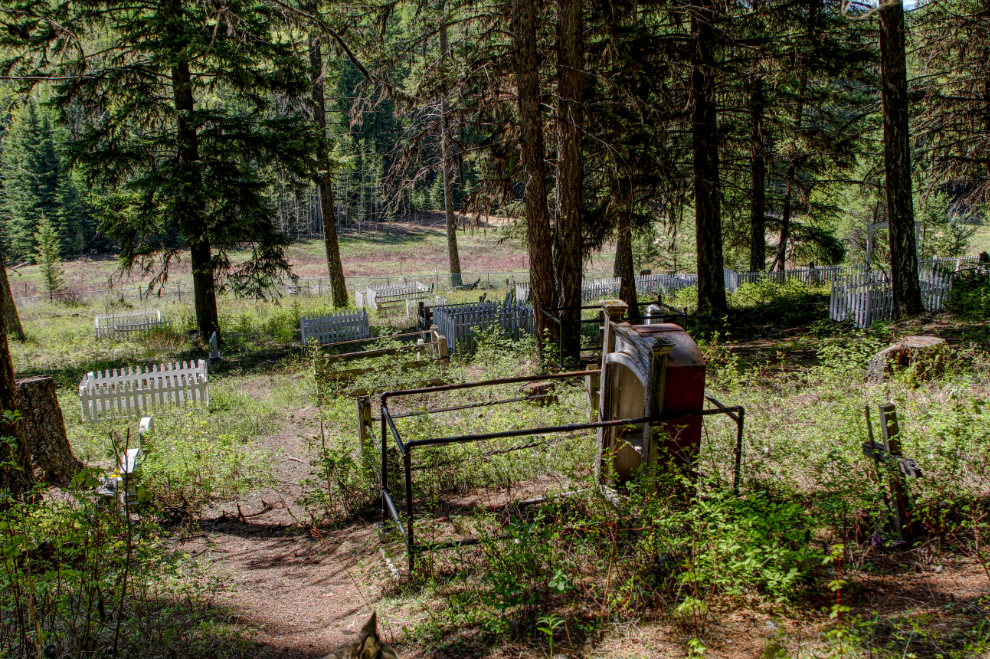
16, 376, 81, 485
866, 336, 948, 383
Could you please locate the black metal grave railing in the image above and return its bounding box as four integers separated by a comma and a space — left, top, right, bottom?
375, 371, 743, 574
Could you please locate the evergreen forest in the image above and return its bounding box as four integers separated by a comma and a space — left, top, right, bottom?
1, 0, 990, 658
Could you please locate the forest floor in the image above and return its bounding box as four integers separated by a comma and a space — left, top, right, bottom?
7, 228, 990, 658
16, 299, 986, 658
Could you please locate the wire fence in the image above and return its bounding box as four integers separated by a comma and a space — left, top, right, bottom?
12, 255, 984, 309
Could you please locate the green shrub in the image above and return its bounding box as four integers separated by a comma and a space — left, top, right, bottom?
0, 473, 244, 658
138, 414, 274, 509
947, 267, 990, 320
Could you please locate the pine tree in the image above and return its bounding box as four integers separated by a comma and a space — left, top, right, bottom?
3, 0, 320, 339
1, 102, 60, 262
1, 100, 95, 261
33, 215, 65, 301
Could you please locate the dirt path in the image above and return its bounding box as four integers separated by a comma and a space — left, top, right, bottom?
179, 407, 402, 658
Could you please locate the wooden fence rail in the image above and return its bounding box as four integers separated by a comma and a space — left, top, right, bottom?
78, 360, 209, 422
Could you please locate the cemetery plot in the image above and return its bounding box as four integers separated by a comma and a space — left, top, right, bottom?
431, 300, 534, 353
376, 373, 598, 573
375, 371, 744, 574
829, 268, 954, 328
355, 279, 433, 314
300, 309, 371, 346
313, 326, 449, 399
78, 360, 209, 422
94, 309, 169, 340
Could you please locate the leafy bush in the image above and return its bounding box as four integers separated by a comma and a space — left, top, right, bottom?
138, 414, 274, 509
0, 473, 245, 658
947, 267, 990, 320
730, 279, 831, 328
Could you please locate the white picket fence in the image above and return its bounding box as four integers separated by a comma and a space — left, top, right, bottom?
829, 270, 954, 329
920, 256, 981, 272
78, 360, 209, 422
515, 273, 699, 304
355, 279, 433, 313
723, 266, 849, 294
432, 301, 535, 353
300, 310, 371, 346
94, 309, 169, 340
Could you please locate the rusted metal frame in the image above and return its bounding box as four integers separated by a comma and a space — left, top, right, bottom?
374, 392, 567, 422
380, 374, 744, 574
380, 401, 655, 572
403, 415, 658, 451
705, 394, 746, 495
381, 369, 596, 402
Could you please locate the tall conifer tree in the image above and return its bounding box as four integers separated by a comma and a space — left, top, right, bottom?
2, 0, 321, 339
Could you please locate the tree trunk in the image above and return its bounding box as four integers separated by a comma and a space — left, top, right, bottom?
613, 231, 628, 278
880, 0, 923, 316
689, 0, 727, 316
772, 166, 794, 271
0, 253, 24, 341
16, 376, 79, 485
748, 76, 767, 273
772, 75, 806, 273
0, 299, 34, 501
309, 32, 349, 308
616, 211, 638, 317
513, 0, 556, 355
172, 60, 220, 340
555, 0, 584, 363
439, 1, 463, 288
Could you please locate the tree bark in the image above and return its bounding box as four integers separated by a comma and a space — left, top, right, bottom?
16, 376, 79, 485
616, 211, 638, 317
0, 253, 25, 341
513, 0, 556, 355
748, 76, 766, 273
172, 60, 220, 339
880, 0, 923, 316
555, 0, 584, 362
689, 0, 727, 316
772, 166, 794, 271
309, 32, 349, 308
439, 0, 463, 287
772, 75, 806, 272
0, 297, 34, 501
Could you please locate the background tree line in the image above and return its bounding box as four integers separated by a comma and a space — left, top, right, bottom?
0, 0, 986, 345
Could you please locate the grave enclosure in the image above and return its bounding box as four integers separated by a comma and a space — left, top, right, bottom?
94, 309, 169, 340
78, 360, 209, 422
372, 299, 744, 573
355, 279, 433, 314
